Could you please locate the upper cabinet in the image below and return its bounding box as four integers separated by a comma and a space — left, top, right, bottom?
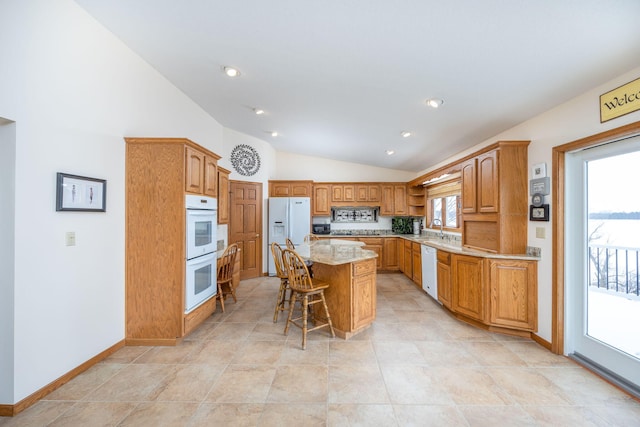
269, 180, 312, 197
407, 185, 425, 217
380, 184, 408, 216
313, 184, 331, 215
217, 167, 230, 224
185, 146, 221, 196
332, 184, 355, 202
461, 141, 529, 254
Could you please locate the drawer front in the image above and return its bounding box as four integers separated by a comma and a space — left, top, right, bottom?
437, 250, 451, 265
358, 237, 383, 245
353, 258, 376, 276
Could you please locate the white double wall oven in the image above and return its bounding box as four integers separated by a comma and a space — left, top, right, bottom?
185, 195, 218, 313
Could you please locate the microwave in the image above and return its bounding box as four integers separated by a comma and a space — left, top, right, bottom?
312, 223, 331, 235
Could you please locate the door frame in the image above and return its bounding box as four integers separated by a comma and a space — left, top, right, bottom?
552, 120, 640, 355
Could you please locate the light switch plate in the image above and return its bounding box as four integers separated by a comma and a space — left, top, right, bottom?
65, 232, 76, 246
535, 227, 545, 239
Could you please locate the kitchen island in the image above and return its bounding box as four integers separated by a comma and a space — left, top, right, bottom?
295, 240, 378, 339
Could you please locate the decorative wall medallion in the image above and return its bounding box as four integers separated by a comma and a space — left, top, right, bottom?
230, 144, 261, 176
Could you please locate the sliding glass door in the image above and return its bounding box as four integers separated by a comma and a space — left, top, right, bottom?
565, 135, 640, 392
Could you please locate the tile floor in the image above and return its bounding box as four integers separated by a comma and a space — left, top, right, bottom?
2, 273, 640, 426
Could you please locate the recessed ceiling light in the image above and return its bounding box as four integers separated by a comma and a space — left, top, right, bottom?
222, 66, 241, 77
386, 150, 395, 155
401, 131, 411, 138
271, 131, 278, 137
426, 98, 444, 108
253, 108, 265, 115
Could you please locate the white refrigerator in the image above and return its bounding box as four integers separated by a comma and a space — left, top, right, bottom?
268, 197, 311, 275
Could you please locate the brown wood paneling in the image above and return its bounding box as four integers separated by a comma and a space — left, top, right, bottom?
126, 142, 185, 340
204, 155, 218, 197
463, 220, 498, 253
217, 167, 230, 224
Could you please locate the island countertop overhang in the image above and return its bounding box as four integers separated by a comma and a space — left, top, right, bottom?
295, 239, 378, 265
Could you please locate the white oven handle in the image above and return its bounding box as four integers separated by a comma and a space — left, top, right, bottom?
187, 209, 217, 215
186, 252, 216, 267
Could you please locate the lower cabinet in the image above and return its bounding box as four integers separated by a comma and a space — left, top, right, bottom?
438, 250, 537, 333
436, 251, 452, 309
488, 259, 537, 331
412, 242, 422, 287
352, 265, 377, 330
382, 238, 399, 270
452, 254, 485, 321
358, 238, 383, 270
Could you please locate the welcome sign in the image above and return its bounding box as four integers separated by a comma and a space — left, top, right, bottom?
600, 77, 640, 122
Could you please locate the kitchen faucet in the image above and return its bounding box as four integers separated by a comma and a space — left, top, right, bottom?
430, 218, 444, 239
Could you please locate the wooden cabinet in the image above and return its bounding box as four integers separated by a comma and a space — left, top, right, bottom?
383, 238, 399, 270
313, 257, 377, 338
408, 185, 425, 217
312, 184, 331, 215
125, 137, 221, 345
269, 180, 312, 197
452, 254, 485, 322
380, 184, 408, 216
352, 260, 377, 331
185, 146, 221, 196
460, 158, 477, 214
358, 238, 383, 270
436, 250, 452, 308
331, 184, 355, 202
403, 239, 412, 278
477, 150, 499, 213
217, 167, 230, 224
461, 141, 529, 254
437, 249, 538, 333
355, 184, 381, 202
488, 259, 537, 331
397, 238, 405, 274
411, 242, 422, 287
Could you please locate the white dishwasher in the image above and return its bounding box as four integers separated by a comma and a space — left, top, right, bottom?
421, 245, 439, 302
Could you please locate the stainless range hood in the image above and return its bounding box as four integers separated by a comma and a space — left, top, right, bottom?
331, 206, 379, 223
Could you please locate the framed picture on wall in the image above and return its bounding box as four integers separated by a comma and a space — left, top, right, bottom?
56, 172, 107, 212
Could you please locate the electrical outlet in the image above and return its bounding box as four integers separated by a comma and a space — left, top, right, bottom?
535, 227, 545, 239
65, 231, 76, 246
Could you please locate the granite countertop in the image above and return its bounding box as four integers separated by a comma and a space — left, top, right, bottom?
295, 239, 377, 265
316, 232, 539, 261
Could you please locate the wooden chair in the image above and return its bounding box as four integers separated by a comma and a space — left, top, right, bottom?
304, 234, 319, 243
270, 242, 291, 323
282, 249, 335, 349
285, 237, 295, 250
217, 243, 239, 312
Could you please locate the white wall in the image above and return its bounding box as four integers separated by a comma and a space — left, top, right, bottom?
276, 151, 415, 182
0, 119, 16, 404
414, 66, 640, 343
1, 0, 225, 403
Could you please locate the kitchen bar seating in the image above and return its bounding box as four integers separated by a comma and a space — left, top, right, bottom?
282, 248, 335, 349
216, 243, 239, 312
270, 242, 291, 323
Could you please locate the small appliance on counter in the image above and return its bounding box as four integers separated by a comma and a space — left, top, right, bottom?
313, 223, 331, 234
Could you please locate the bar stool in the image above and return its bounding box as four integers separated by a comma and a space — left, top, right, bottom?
217, 243, 239, 312
286, 237, 314, 276
282, 248, 335, 349
270, 242, 290, 323
304, 234, 319, 243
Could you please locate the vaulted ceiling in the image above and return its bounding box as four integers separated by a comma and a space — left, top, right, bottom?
75, 0, 640, 172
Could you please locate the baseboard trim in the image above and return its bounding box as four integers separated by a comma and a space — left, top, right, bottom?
531, 333, 553, 351
1, 340, 125, 417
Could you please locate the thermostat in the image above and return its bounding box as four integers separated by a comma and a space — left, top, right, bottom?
530, 177, 550, 196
